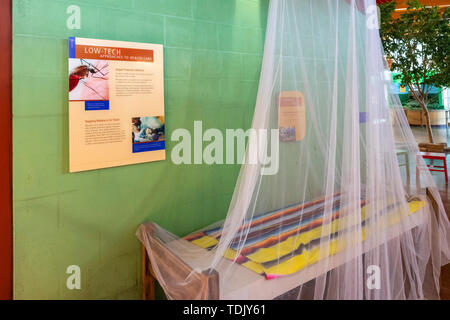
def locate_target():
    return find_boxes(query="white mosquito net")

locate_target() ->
[137,0,450,300]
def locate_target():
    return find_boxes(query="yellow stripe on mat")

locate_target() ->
[191,236,218,248]
[190,201,426,277]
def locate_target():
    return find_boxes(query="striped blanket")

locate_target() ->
[185,194,425,279]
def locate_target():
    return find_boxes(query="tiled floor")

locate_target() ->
[408,126,450,299]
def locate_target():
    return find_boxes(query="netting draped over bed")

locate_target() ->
[138,0,450,300]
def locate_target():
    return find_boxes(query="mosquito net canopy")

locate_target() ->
[138,0,450,300]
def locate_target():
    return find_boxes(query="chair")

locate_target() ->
[416,152,448,185]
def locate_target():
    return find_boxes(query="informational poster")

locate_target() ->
[278,91,306,142]
[68,37,165,172]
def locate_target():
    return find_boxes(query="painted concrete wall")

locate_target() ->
[13,0,268,299]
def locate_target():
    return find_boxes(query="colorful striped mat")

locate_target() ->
[185,195,425,279]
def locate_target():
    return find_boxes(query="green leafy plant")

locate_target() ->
[380,0,450,143]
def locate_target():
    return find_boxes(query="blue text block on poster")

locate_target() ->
[132,141,165,153]
[85,101,110,111]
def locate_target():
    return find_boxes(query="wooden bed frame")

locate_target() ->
[141,188,440,300]
[141,223,219,300]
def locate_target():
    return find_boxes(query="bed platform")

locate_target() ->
[140,188,439,300]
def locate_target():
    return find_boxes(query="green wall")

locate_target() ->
[13,0,268,299]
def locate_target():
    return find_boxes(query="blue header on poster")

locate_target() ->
[359,112,367,123]
[69,37,76,58]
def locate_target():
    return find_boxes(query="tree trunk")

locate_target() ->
[420,102,434,144]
